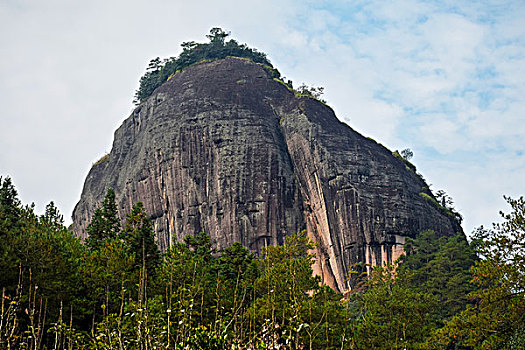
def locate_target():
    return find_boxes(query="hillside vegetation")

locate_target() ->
[1,176,524,349]
[134,28,277,104]
[134,28,326,105]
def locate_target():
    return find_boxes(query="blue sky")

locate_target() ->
[1,0,524,235]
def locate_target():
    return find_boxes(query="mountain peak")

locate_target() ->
[73,43,461,292]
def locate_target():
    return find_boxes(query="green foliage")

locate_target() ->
[503,325,525,350]
[273,77,295,92]
[217,242,257,282]
[393,150,417,172]
[0,179,89,349]
[175,325,230,350]
[80,239,136,314]
[40,201,64,228]
[296,83,327,103]
[2,176,524,350]
[346,231,476,349]
[349,264,438,350]
[431,196,525,349]
[272,78,328,104]
[0,176,24,292]
[134,28,275,104]
[86,188,120,250]
[206,27,229,44]
[121,202,160,274]
[158,233,219,340]
[419,191,438,204]
[250,231,337,349]
[401,230,477,320]
[215,242,258,320]
[259,63,284,81]
[419,191,463,224]
[0,176,23,235]
[133,28,331,108]
[400,148,414,161]
[92,153,109,167]
[254,231,319,311]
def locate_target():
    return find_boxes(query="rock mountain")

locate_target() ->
[73,57,461,292]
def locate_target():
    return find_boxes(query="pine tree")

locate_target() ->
[121,202,160,274]
[0,176,22,236]
[39,201,64,231]
[432,197,525,349]
[349,264,438,350]
[401,230,477,319]
[86,188,120,250]
[0,176,23,295]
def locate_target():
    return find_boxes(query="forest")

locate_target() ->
[0,174,524,349]
[2,28,525,350]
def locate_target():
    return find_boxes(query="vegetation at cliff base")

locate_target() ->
[1,175,524,349]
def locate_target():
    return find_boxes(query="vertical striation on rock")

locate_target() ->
[277,98,460,290]
[73,57,461,292]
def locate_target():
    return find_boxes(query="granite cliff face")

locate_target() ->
[73,57,461,292]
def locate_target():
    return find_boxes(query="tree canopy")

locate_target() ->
[134,27,277,104]
[85,187,120,250]
[1,175,524,349]
[431,196,525,349]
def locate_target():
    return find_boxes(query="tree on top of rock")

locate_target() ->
[206,27,230,44]
[134,28,276,104]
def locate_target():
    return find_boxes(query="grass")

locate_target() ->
[392,151,417,172]
[419,192,456,218]
[92,153,109,167]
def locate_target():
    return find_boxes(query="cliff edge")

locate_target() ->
[73,57,461,291]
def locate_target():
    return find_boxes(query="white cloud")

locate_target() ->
[272,0,525,234]
[1,0,524,235]
[418,116,461,154]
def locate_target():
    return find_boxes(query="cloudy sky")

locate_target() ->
[1,0,523,236]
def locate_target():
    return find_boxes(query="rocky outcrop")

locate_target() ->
[73,57,461,292]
